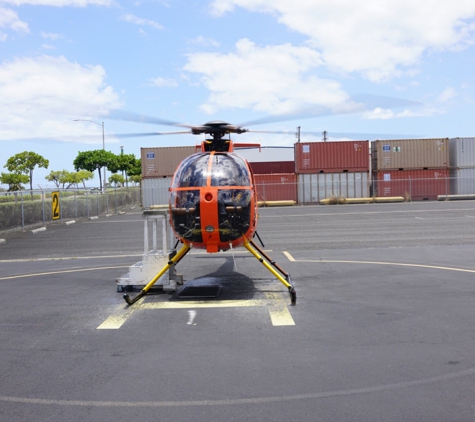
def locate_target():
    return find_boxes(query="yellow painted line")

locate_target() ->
[283,251,295,262]
[97,312,133,330]
[265,292,295,326]
[137,299,264,309]
[268,307,295,326]
[96,299,146,329]
[0,266,129,281]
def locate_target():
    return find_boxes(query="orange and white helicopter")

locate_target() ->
[120,118,296,306]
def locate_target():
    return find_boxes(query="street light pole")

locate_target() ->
[73,119,106,193]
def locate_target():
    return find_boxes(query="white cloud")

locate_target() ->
[1,0,112,6]
[210,0,475,81]
[189,35,220,48]
[184,38,348,114]
[120,14,163,30]
[0,55,121,142]
[0,6,29,34]
[362,87,458,120]
[149,77,178,88]
[41,31,62,40]
[437,87,457,104]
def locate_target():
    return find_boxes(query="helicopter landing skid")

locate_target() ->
[123,243,191,306]
[243,238,296,305]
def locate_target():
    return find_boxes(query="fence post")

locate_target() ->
[86,190,90,219]
[96,191,100,216]
[21,191,25,231]
[409,177,412,202]
[42,189,45,226]
[74,190,77,219]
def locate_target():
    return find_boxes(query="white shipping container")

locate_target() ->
[298,172,369,204]
[449,137,475,168]
[449,168,475,195]
[141,177,172,208]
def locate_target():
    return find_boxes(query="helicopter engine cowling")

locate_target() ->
[169,150,257,253]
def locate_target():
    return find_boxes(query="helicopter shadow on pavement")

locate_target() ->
[175,255,280,301]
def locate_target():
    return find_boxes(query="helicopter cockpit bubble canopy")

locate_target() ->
[171,152,250,188]
[169,151,256,251]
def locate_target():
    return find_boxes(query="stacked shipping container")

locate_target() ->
[295,141,370,203]
[372,139,449,200]
[250,161,297,202]
[449,137,475,195]
[141,146,197,207]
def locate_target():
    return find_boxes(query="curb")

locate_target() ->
[0,239,5,244]
[88,216,99,220]
[30,227,47,234]
[64,220,76,225]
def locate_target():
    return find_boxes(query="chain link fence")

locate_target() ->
[0,187,141,233]
[2,175,475,233]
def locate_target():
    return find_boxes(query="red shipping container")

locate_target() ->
[295,141,369,173]
[374,169,449,201]
[254,174,297,202]
[249,161,295,174]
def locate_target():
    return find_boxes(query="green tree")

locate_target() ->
[108,153,140,187]
[108,173,126,187]
[129,175,142,185]
[127,158,141,177]
[45,170,69,188]
[0,172,30,192]
[73,150,116,191]
[4,151,49,193]
[45,169,94,189]
[74,170,94,189]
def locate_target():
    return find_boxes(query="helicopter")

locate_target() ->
[121,118,297,306]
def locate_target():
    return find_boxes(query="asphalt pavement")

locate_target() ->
[1,201,475,421]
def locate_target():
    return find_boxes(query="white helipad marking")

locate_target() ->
[1,366,475,407]
[282,252,475,274]
[187,310,197,325]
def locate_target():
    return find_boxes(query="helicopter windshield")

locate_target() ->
[172,152,250,188]
[170,151,254,247]
[172,154,209,188]
[210,153,250,187]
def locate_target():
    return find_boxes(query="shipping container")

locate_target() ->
[249,161,295,174]
[449,168,475,195]
[374,169,449,201]
[141,177,172,207]
[449,137,475,168]
[141,146,197,178]
[254,174,297,202]
[372,138,448,171]
[298,172,369,204]
[295,141,369,174]
[236,146,295,162]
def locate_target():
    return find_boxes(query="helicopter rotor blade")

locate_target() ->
[107,110,196,130]
[248,129,419,140]
[237,94,421,128]
[111,131,192,138]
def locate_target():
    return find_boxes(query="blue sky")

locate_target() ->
[1,0,475,188]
